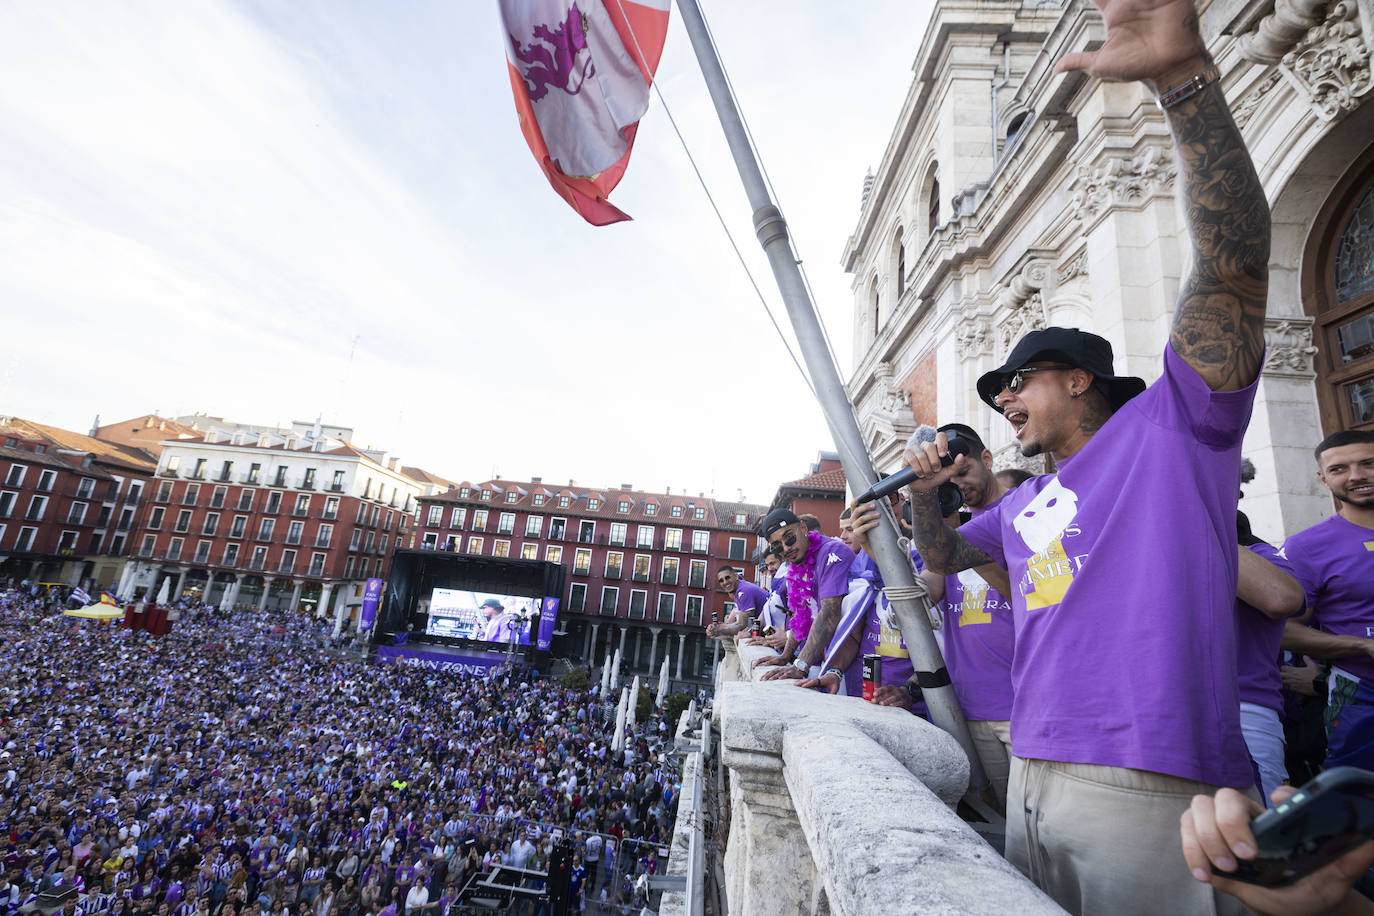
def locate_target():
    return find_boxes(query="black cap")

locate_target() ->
[759,508,800,539]
[975,327,1146,411]
[479,598,504,609]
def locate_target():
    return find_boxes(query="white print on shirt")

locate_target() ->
[1012,479,1085,610]
[955,570,991,627]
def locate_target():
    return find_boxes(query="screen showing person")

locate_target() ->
[424,588,538,645]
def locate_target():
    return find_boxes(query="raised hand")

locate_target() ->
[1056,0,1208,87]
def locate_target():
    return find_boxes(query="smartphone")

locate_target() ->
[1218,767,1374,887]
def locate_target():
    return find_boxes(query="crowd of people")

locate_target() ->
[0,590,679,916]
[705,0,1374,913]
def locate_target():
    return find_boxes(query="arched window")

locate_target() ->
[870,277,881,338]
[893,228,906,299]
[927,172,941,236]
[1307,154,1374,431]
[1005,111,1029,151]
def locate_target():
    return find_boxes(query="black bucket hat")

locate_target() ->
[975,327,1146,412]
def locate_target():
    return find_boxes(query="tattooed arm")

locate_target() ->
[1058,0,1269,391]
[889,436,998,575]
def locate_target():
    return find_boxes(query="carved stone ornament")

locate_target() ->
[1279,1,1373,122]
[1232,70,1285,128]
[1066,146,1177,224]
[875,361,912,417]
[955,317,993,361]
[1262,317,1320,377]
[1239,0,1330,65]
[995,259,1053,358]
[1056,249,1088,283]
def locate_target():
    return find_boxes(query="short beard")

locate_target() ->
[1332,489,1374,508]
[1019,441,1044,458]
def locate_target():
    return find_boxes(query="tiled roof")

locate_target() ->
[780,466,847,493]
[9,418,155,474]
[420,477,767,527]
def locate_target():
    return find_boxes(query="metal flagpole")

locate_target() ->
[673,0,989,795]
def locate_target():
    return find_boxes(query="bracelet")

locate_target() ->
[823,667,844,680]
[1156,63,1221,109]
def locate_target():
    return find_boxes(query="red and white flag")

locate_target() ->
[499,0,670,225]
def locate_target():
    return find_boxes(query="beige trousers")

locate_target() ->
[1006,756,1253,916]
[968,718,1012,809]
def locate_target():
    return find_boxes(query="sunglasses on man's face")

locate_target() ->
[769,529,800,552]
[998,364,1072,397]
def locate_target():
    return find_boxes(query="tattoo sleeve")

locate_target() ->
[1165,80,1270,391]
[908,490,993,574]
[796,595,844,669]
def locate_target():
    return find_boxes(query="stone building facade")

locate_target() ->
[842,0,1374,543]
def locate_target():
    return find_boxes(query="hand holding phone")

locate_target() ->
[1181,768,1374,914]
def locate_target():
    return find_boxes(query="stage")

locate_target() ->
[374,641,517,676]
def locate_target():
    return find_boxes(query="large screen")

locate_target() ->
[425,588,539,645]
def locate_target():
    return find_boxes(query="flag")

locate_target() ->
[499,0,670,225]
[71,587,91,605]
[100,591,120,606]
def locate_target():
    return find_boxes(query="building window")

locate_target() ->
[202,513,219,536]
[686,595,704,626]
[331,470,345,491]
[628,590,647,619]
[194,540,211,563]
[472,509,488,530]
[138,533,155,557]
[230,515,247,538]
[274,466,288,487]
[309,552,326,576]
[588,498,600,510]
[302,468,317,490]
[481,489,492,500]
[670,505,683,518]
[569,582,586,612]
[450,507,467,528]
[279,549,296,573]
[498,512,515,534]
[422,532,438,549]
[645,503,657,516]
[525,515,544,537]
[657,593,675,622]
[183,484,199,505]
[349,529,361,550]
[250,546,268,570]
[579,520,596,543]
[610,522,627,546]
[545,545,563,564]
[550,517,567,540]
[689,559,707,588]
[427,505,443,526]
[661,557,679,585]
[4,465,26,488]
[637,525,654,548]
[67,502,87,525]
[729,537,747,560]
[189,458,206,480]
[174,509,192,533]
[665,528,683,550]
[167,537,183,560]
[468,536,484,554]
[533,493,545,506]
[574,547,591,574]
[600,586,619,615]
[693,507,705,520]
[148,506,164,530]
[605,552,623,578]
[76,478,94,499]
[286,520,304,545]
[0,491,14,519]
[558,495,570,508]
[493,540,510,558]
[218,461,233,482]
[618,500,630,513]
[210,486,226,508]
[248,463,261,485]
[459,486,470,498]
[237,489,253,511]
[294,494,310,516]
[156,480,172,502]
[363,531,375,552]
[25,495,47,522]
[521,543,538,560]
[14,526,37,551]
[324,496,339,519]
[223,543,239,566]
[265,491,282,514]
[633,554,651,582]
[257,518,275,540]
[316,524,333,548]
[505,491,518,503]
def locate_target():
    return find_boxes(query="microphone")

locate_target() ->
[854,425,959,504]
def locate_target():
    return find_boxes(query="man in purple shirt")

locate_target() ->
[479,600,516,644]
[1279,429,1374,768]
[753,509,855,680]
[704,567,770,639]
[900,0,1277,908]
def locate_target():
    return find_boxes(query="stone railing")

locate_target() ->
[702,638,1062,916]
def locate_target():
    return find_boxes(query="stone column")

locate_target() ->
[173,568,188,600]
[632,627,643,672]
[675,631,685,679]
[203,572,216,605]
[333,583,350,636]
[256,579,270,611]
[648,627,661,671]
[588,622,600,666]
[225,576,241,609]
[618,626,628,657]
[288,580,304,612]
[318,582,334,622]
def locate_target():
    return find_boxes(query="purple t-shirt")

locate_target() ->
[1236,543,1302,712]
[823,578,914,696]
[959,344,1256,788]
[788,536,856,642]
[940,565,1015,721]
[733,581,770,618]
[1282,514,1374,682]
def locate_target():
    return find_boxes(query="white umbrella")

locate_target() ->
[656,657,670,708]
[599,650,613,698]
[610,649,621,691]
[611,687,628,752]
[155,577,171,605]
[629,676,641,727]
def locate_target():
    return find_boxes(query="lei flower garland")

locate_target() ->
[785,530,825,643]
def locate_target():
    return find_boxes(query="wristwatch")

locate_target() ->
[904,681,922,703]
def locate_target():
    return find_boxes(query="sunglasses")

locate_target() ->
[769,529,800,551]
[996,365,1072,405]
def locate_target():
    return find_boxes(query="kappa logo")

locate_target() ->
[1013,479,1082,610]
[826,552,844,566]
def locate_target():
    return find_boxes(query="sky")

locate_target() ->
[0,0,931,505]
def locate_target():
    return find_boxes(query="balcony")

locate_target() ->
[277,561,295,574]
[573,564,591,577]
[158,468,179,478]
[604,569,622,580]
[123,493,141,505]
[24,509,45,522]
[173,523,189,534]
[116,520,131,531]
[308,563,326,578]
[242,473,261,485]
[165,548,182,561]
[327,484,344,493]
[322,509,338,520]
[314,537,332,549]
[661,573,679,586]
[209,497,225,509]
[682,645,1059,916]
[215,473,233,482]
[300,481,316,491]
[632,571,650,583]
[292,507,309,517]
[249,559,266,571]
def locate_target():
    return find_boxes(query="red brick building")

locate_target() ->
[0,417,156,588]
[412,479,767,682]
[768,452,848,537]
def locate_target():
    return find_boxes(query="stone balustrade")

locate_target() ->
[691,638,1063,916]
